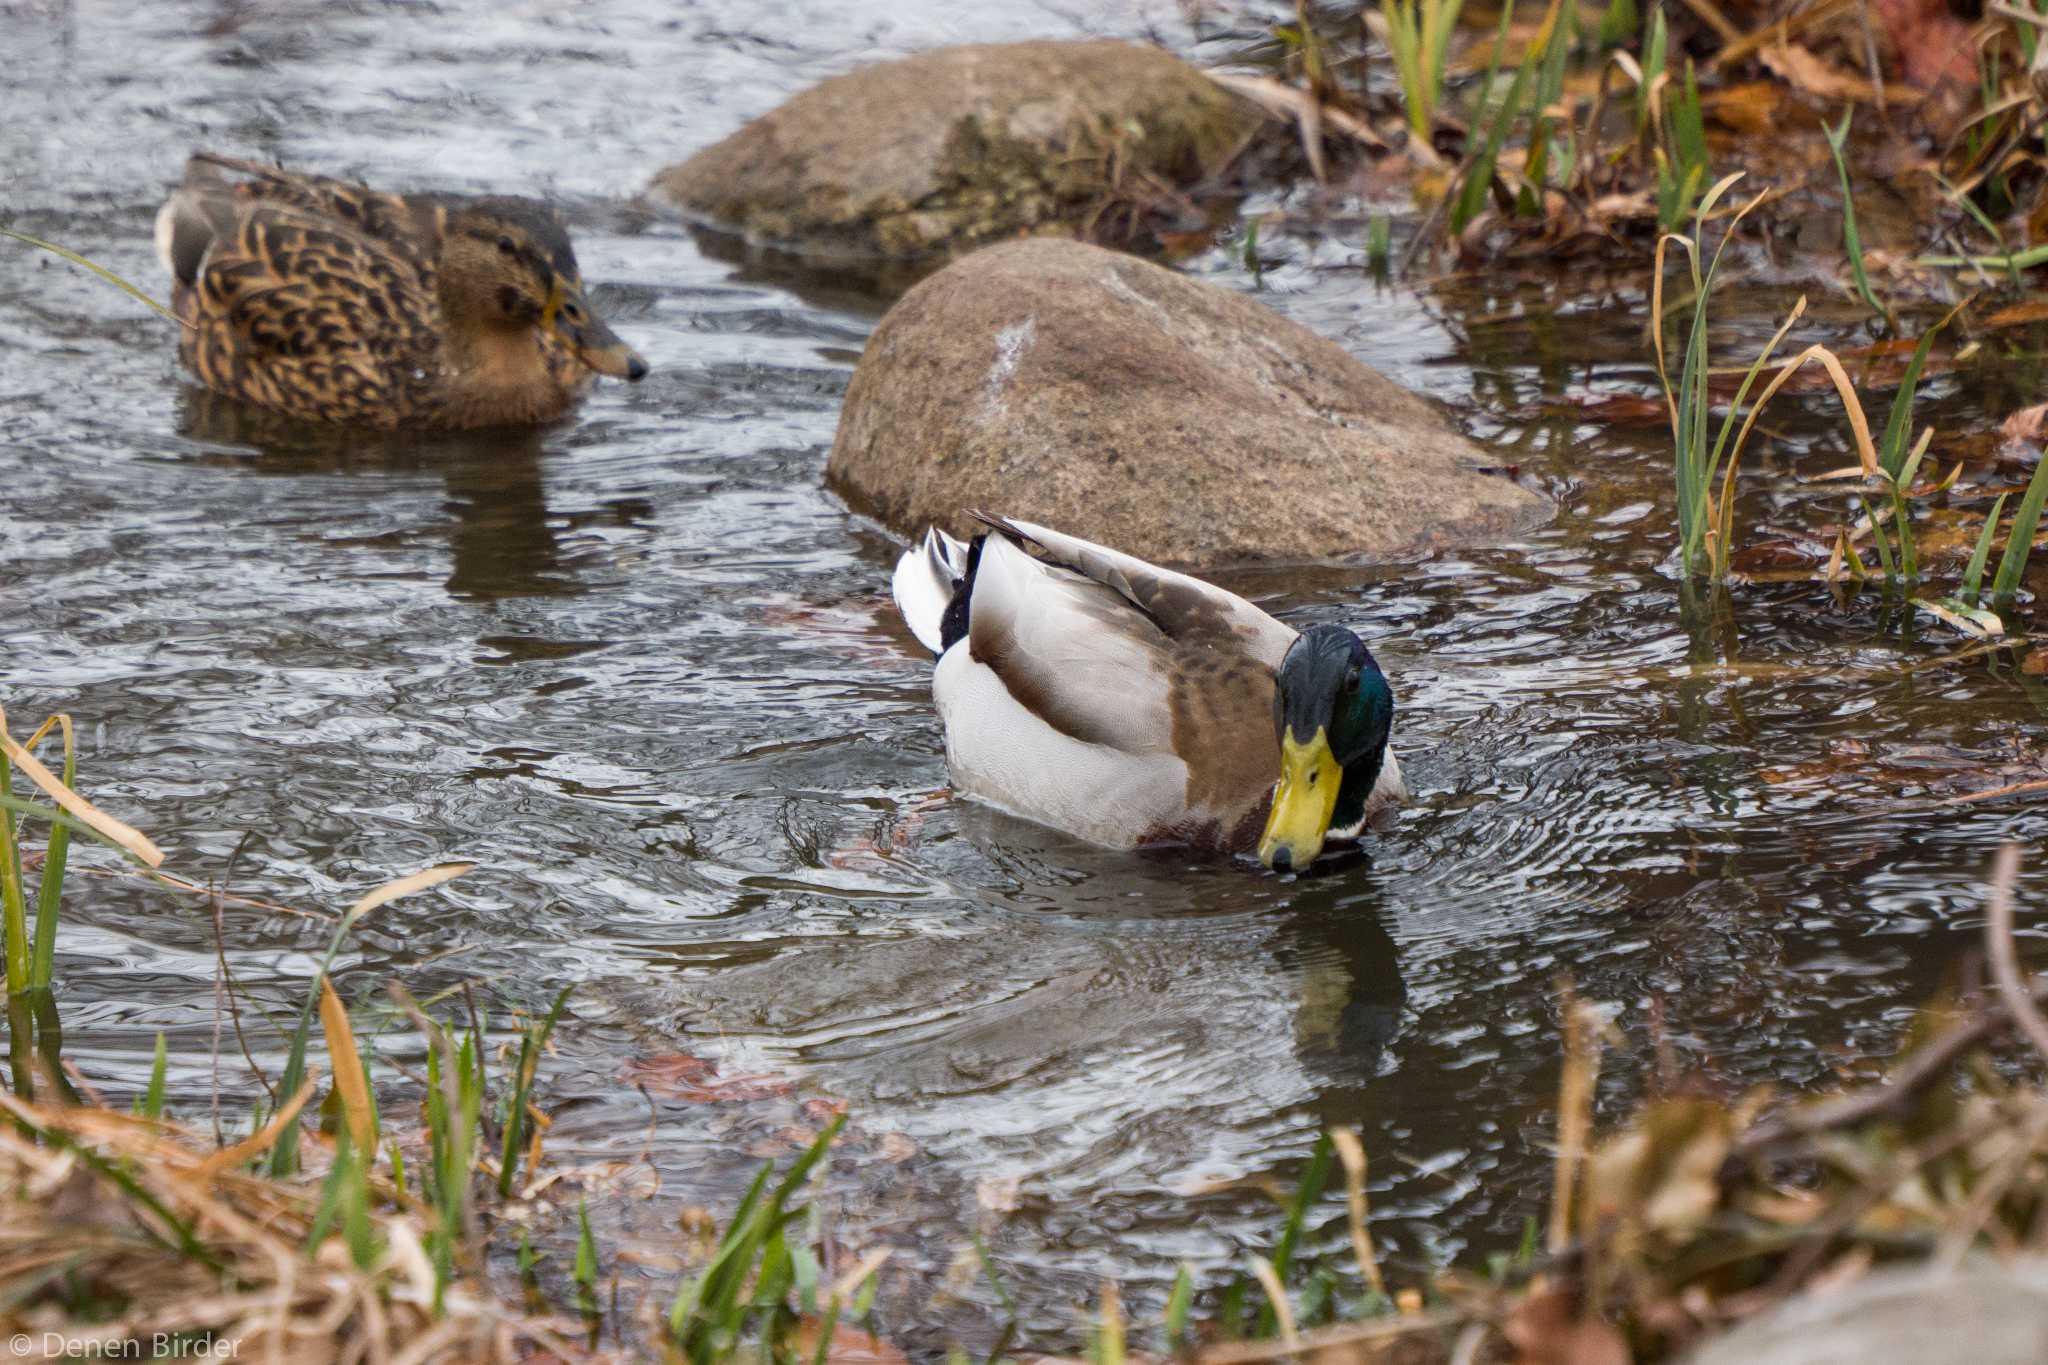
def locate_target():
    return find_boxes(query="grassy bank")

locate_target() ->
[1245,0,2048,283]
[7,711,2048,1362]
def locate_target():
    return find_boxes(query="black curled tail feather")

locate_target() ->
[938,534,985,654]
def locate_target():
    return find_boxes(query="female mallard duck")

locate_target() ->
[892,515,1405,870]
[154,152,646,429]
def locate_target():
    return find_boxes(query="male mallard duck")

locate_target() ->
[154,153,646,429]
[892,515,1405,870]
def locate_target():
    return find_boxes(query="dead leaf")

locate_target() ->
[1805,1244,1876,1296]
[1702,81,1780,135]
[1542,392,1669,425]
[1868,0,1979,89]
[1984,301,2048,330]
[2001,403,2048,447]
[0,712,164,867]
[620,1052,795,1103]
[1914,596,2004,638]
[1730,537,1831,573]
[1760,43,1922,106]
[1504,1285,1631,1365]
[792,1319,909,1365]
[320,977,377,1154]
[976,1175,1022,1213]
[1581,1098,1732,1246]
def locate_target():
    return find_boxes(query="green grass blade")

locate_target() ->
[1672,62,1708,180]
[1917,243,2048,271]
[810,1297,843,1365]
[0,793,154,865]
[1889,483,1919,583]
[1675,273,1715,571]
[1700,303,1802,553]
[1384,0,1423,135]
[1638,7,1668,136]
[669,1164,772,1338]
[1256,1133,1334,1336]
[574,1198,599,1291]
[1598,0,1639,45]
[1824,111,1884,316]
[1425,0,1466,123]
[1964,493,2009,602]
[1878,322,1947,479]
[140,1031,168,1119]
[277,868,472,1177]
[1450,2,1522,233]
[29,723,74,992]
[1539,0,1574,109]
[671,1114,845,1362]
[970,1227,1018,1319]
[1452,53,1536,232]
[1843,534,1871,580]
[0,736,28,996]
[769,1110,846,1206]
[1937,174,2022,287]
[1164,1263,1194,1350]
[1867,500,1898,581]
[269,989,321,1177]
[1217,1276,1249,1342]
[1991,454,2048,598]
[498,984,572,1197]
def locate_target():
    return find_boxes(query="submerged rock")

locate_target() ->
[652,41,1262,270]
[827,238,1547,566]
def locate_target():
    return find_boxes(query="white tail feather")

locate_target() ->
[152,198,181,278]
[892,526,970,655]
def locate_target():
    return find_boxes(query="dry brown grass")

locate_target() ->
[0,1091,618,1364]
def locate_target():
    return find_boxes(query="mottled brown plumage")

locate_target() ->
[155,153,646,429]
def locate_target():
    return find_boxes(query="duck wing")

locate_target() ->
[180,153,440,272]
[157,168,441,424]
[972,514,1297,668]
[923,521,1288,849]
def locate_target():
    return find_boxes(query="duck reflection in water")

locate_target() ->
[923,801,1406,1089]
[176,388,616,601]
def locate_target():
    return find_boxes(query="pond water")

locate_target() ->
[5,0,2048,1352]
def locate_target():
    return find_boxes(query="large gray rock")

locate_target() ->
[827,238,1547,566]
[653,41,1262,267]
[1684,1259,2048,1365]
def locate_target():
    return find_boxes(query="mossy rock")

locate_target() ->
[652,41,1263,269]
[828,238,1549,567]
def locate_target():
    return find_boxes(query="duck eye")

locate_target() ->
[561,300,582,321]
[496,235,517,256]
[1344,666,1362,692]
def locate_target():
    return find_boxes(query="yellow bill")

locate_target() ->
[1257,727,1342,871]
